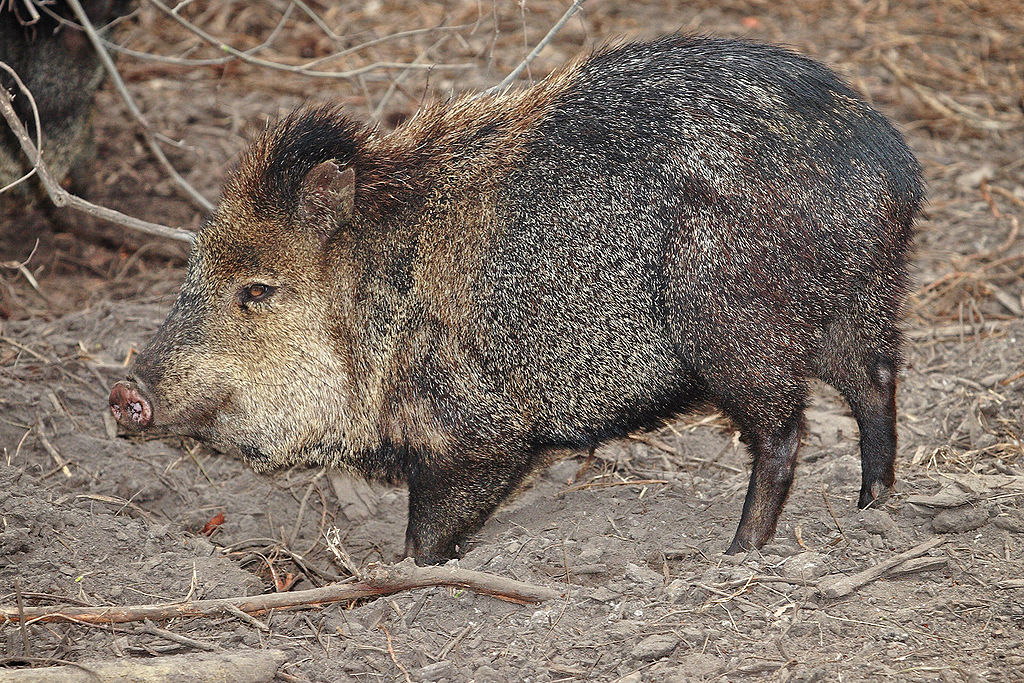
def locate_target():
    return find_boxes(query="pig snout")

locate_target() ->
[109,380,154,430]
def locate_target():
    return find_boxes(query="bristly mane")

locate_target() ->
[224,66,579,226]
[228,104,368,220]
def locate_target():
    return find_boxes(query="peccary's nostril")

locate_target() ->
[109,380,153,429]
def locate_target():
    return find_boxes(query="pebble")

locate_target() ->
[856,508,898,536]
[931,506,991,534]
[780,551,830,580]
[631,633,680,661]
[414,660,453,682]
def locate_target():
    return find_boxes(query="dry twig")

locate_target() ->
[483,0,587,95]
[147,0,473,81]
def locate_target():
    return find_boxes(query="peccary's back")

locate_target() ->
[457,36,923,446]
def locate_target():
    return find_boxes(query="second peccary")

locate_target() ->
[110,36,924,563]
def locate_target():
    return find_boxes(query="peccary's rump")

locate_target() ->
[110,36,924,563]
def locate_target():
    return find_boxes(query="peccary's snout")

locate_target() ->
[109,380,154,430]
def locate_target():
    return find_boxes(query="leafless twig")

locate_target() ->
[0,73,195,243]
[0,60,41,194]
[817,537,946,599]
[147,0,473,80]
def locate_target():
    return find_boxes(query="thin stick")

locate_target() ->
[0,559,561,624]
[381,625,412,683]
[65,0,214,212]
[35,419,71,478]
[879,55,1018,131]
[483,0,587,95]
[372,35,451,120]
[141,619,219,651]
[288,470,325,549]
[817,537,946,599]
[14,578,29,657]
[0,77,194,243]
[821,485,848,547]
[0,61,41,194]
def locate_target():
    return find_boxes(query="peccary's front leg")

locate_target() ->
[404,454,530,565]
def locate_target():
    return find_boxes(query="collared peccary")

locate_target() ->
[1,0,133,200]
[109,35,924,564]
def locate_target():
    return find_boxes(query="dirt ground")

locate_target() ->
[2,0,1023,681]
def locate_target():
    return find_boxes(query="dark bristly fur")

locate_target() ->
[110,35,924,564]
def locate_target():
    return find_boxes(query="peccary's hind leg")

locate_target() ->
[725,404,806,554]
[847,354,898,508]
[404,453,531,565]
[816,321,899,509]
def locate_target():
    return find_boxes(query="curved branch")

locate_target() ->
[483,0,587,96]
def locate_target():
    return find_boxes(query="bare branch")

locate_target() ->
[147,0,474,80]
[0,559,561,625]
[483,0,587,96]
[0,74,195,244]
[65,0,215,213]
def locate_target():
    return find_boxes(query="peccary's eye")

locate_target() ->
[238,283,275,305]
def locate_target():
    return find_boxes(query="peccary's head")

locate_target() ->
[110,106,375,471]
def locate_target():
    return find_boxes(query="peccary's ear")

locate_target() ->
[298,160,356,234]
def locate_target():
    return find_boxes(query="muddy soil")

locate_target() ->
[2,1,1023,681]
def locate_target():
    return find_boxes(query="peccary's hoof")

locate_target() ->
[109,380,153,429]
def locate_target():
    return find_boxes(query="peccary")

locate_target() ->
[1,1,133,200]
[109,36,924,564]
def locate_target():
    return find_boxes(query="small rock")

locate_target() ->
[414,660,453,682]
[932,506,991,534]
[760,542,800,557]
[780,552,829,580]
[664,578,689,603]
[631,633,680,661]
[624,562,663,586]
[589,586,620,603]
[907,487,978,510]
[473,664,503,682]
[857,508,898,536]
[675,653,722,677]
[993,511,1024,533]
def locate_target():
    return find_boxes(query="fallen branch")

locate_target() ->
[0,559,561,625]
[0,72,194,244]
[817,537,946,599]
